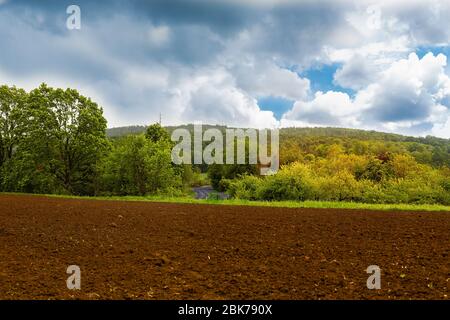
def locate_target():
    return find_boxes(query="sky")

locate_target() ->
[0,0,450,138]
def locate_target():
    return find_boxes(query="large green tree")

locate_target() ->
[17,84,108,195]
[0,85,27,168]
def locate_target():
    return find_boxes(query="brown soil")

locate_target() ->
[0,194,449,300]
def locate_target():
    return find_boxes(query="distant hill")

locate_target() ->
[106,124,449,167]
[107,124,449,145]
[107,124,229,138]
[280,127,450,146]
[106,125,148,137]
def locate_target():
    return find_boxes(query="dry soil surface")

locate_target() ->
[0,194,449,300]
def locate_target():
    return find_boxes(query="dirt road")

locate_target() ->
[192,186,228,199]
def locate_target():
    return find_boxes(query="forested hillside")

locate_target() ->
[108,125,450,168]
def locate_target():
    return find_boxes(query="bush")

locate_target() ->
[222,155,450,205]
[316,170,364,201]
[227,175,261,200]
[258,163,316,201]
[99,135,182,196]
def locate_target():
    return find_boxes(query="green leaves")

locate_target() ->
[100,134,182,196]
[145,123,170,143]
[0,83,108,195]
[226,153,449,205]
[0,85,27,166]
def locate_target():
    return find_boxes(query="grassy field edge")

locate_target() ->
[1,192,449,212]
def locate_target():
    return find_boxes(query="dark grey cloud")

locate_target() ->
[130,0,257,37]
[369,93,432,122]
[0,0,354,67]
[2,0,255,37]
[333,55,377,90]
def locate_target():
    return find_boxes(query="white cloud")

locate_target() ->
[345,0,450,47]
[147,25,171,47]
[376,0,450,46]
[230,60,310,101]
[359,53,448,123]
[173,68,278,129]
[431,116,450,138]
[283,52,450,138]
[282,90,358,127]
[326,0,450,97]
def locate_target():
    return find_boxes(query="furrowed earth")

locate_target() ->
[0,194,449,300]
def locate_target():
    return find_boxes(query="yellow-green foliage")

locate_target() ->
[228,152,449,205]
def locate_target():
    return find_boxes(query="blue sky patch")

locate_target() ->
[258,96,294,119]
[300,64,355,97]
[415,46,450,59]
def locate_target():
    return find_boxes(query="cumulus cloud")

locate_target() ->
[231,60,310,101]
[0,0,449,137]
[327,0,450,96]
[283,52,450,138]
[172,68,278,128]
[360,53,448,122]
[283,91,357,127]
[377,0,450,46]
[333,55,378,90]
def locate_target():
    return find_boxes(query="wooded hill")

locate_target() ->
[107,125,450,168]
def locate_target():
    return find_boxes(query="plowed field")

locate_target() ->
[0,195,448,299]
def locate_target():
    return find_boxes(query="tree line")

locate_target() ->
[0,84,187,196]
[1,84,449,204]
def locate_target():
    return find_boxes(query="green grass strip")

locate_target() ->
[1,192,449,212]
